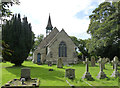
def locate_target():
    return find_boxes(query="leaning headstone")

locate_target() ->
[57,58,63,68]
[111,56,120,77]
[97,58,107,79]
[91,56,95,67]
[21,68,31,80]
[65,69,75,79]
[82,58,93,80]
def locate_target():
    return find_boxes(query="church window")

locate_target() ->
[59,41,67,57]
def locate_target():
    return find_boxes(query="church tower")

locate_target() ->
[46,14,53,35]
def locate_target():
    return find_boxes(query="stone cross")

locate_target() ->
[82,58,93,80]
[91,56,95,67]
[111,56,120,77]
[98,58,106,69]
[111,56,119,69]
[97,58,107,79]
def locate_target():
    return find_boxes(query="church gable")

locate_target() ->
[48,29,76,48]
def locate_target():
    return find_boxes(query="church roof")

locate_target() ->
[37,27,59,49]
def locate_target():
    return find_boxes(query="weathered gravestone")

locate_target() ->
[57,58,63,68]
[111,56,119,69]
[82,58,93,80]
[91,56,96,67]
[97,58,107,79]
[98,58,106,69]
[21,68,31,80]
[65,69,75,79]
[111,56,120,77]
[106,58,110,63]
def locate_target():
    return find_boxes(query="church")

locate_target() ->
[33,15,78,64]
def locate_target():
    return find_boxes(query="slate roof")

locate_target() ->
[37,27,59,49]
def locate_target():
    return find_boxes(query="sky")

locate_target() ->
[10,0,105,39]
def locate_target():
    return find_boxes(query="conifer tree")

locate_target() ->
[2,14,34,66]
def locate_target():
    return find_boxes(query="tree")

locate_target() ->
[70,36,90,59]
[32,34,44,52]
[1,0,20,18]
[2,14,34,66]
[87,1,120,60]
[78,39,90,58]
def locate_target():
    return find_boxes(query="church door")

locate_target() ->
[37,53,41,63]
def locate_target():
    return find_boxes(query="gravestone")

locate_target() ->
[98,58,106,69]
[111,56,120,77]
[97,58,107,79]
[106,58,110,63]
[111,56,119,69]
[91,56,95,67]
[65,69,75,79]
[21,68,31,80]
[82,58,93,80]
[57,58,63,68]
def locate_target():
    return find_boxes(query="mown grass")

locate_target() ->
[0,61,120,87]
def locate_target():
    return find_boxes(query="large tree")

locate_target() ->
[2,14,34,66]
[87,2,120,60]
[70,36,90,59]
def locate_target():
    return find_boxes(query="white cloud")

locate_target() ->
[10,0,105,39]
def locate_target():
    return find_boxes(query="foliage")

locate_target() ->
[1,0,20,18]
[70,36,90,58]
[2,14,34,66]
[78,39,90,58]
[32,34,44,52]
[87,1,120,60]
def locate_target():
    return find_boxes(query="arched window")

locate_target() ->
[59,41,67,57]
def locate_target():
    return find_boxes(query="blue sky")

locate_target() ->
[10,0,104,39]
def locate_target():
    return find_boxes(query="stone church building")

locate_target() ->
[33,15,78,64]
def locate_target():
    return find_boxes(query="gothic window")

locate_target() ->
[59,41,67,57]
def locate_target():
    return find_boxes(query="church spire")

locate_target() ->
[46,14,53,35]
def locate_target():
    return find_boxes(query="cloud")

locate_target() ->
[10,0,105,39]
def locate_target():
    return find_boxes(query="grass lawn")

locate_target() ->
[0,61,120,87]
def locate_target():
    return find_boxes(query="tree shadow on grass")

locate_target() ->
[5,65,65,82]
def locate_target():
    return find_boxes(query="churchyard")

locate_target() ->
[1,57,120,87]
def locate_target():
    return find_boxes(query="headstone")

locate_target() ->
[111,56,120,77]
[98,58,106,69]
[57,58,63,68]
[82,58,93,80]
[21,68,31,80]
[106,58,110,63]
[65,69,75,79]
[97,58,107,79]
[91,56,95,67]
[111,56,119,69]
